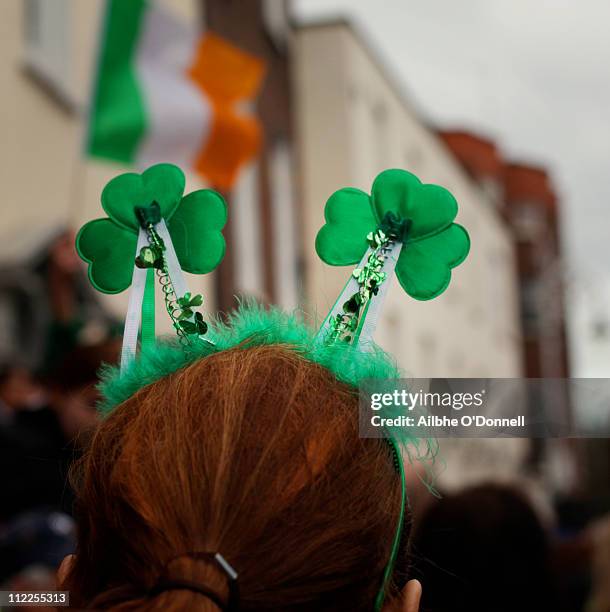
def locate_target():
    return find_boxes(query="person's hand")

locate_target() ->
[384,579,422,612]
[55,387,99,441]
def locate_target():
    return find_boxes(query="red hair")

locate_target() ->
[63,345,407,610]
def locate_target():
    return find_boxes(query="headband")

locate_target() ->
[76,163,469,610]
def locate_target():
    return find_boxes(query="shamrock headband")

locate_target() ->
[76,164,469,610]
[312,169,468,607]
[76,164,226,369]
[315,168,470,346]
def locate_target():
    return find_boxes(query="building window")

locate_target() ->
[418,331,437,376]
[521,278,540,337]
[379,309,402,360]
[512,202,546,241]
[262,0,289,49]
[404,146,422,172]
[480,176,503,206]
[233,161,265,299]
[487,248,507,325]
[270,140,300,309]
[372,101,388,172]
[349,86,375,186]
[23,0,74,107]
[447,348,464,373]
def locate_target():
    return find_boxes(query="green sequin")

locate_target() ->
[135,245,164,269]
[176,292,205,320]
[328,227,393,343]
[178,312,208,336]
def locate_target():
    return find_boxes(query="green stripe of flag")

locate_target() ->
[87,0,148,163]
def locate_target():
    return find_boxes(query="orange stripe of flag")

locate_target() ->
[188,33,265,189]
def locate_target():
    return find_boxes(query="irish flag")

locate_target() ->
[87,0,265,190]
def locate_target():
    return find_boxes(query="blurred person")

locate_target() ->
[0,229,119,374]
[411,483,557,612]
[0,510,76,585]
[550,496,596,612]
[0,364,58,521]
[42,229,99,370]
[0,364,47,422]
[58,341,423,611]
[586,515,610,612]
[5,565,59,612]
[41,337,121,441]
[0,339,119,521]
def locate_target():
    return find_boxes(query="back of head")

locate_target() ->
[412,482,554,612]
[63,345,405,610]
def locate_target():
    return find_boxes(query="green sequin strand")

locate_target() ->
[135,202,209,346]
[327,228,393,344]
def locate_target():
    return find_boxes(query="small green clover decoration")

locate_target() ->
[177,312,208,336]
[135,245,164,270]
[176,292,204,320]
[76,163,227,295]
[316,169,470,301]
[76,164,227,354]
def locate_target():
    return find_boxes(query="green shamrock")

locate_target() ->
[315,169,470,300]
[176,292,204,319]
[76,163,227,294]
[178,312,208,336]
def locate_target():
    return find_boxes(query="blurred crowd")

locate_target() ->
[0,233,609,612]
[0,230,120,599]
[409,483,610,612]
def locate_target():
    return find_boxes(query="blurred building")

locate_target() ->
[441,129,571,383]
[441,132,571,378]
[202,0,300,311]
[294,22,522,378]
[1,2,523,377]
[439,132,505,206]
[0,0,127,368]
[504,165,570,377]
[441,131,578,493]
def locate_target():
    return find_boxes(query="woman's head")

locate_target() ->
[62,344,414,610]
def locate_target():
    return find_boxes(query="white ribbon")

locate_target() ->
[358,241,402,346]
[120,228,150,371]
[157,219,214,344]
[120,220,209,371]
[315,241,403,348]
[315,247,372,345]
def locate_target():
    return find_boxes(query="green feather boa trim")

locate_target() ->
[98,301,401,414]
[98,302,438,487]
